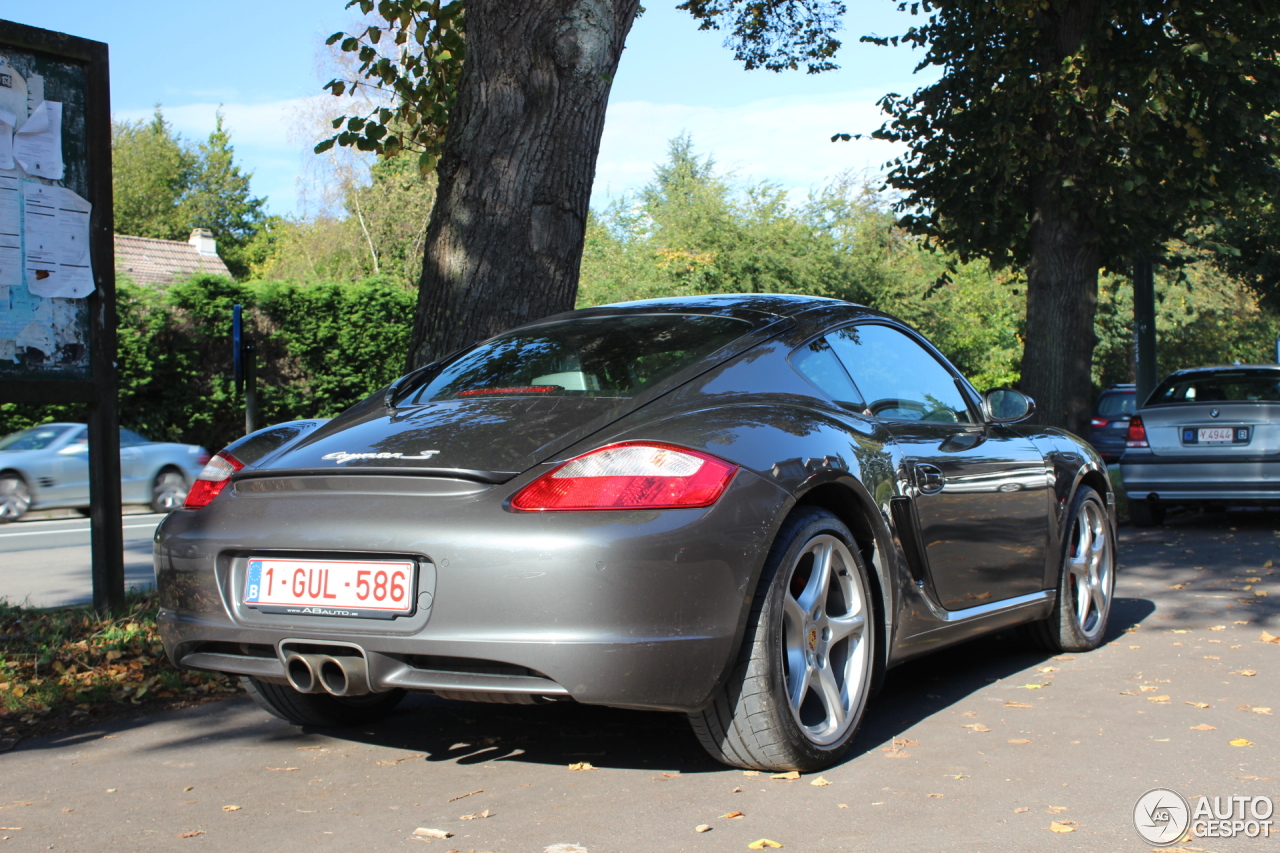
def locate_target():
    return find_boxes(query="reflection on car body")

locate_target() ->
[155,294,1117,771]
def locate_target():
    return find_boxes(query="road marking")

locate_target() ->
[0,522,162,539]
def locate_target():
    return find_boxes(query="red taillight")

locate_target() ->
[510,442,738,512]
[1126,415,1149,447]
[182,451,244,509]
[1090,417,1109,428]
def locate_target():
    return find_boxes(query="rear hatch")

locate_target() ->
[1138,368,1280,457]
[244,309,788,481]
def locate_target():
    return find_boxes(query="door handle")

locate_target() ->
[916,463,945,495]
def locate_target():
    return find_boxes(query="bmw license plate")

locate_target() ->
[244,557,415,618]
[1182,427,1249,445]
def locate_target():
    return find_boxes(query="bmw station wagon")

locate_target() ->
[156,294,1116,771]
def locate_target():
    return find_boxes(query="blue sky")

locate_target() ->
[8,1,932,217]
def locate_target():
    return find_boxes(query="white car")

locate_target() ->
[0,423,209,521]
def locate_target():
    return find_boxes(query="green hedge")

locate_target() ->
[0,275,415,453]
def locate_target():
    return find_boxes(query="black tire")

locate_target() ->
[150,468,189,513]
[1023,486,1116,653]
[1128,498,1164,527]
[689,507,877,771]
[0,474,31,523]
[241,676,406,727]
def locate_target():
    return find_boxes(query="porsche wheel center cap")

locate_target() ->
[807,628,818,651]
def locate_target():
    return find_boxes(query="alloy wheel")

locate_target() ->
[0,476,32,523]
[779,534,871,746]
[1066,498,1113,638]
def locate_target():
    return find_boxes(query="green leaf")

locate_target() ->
[313,138,336,154]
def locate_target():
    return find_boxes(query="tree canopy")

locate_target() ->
[111,109,268,278]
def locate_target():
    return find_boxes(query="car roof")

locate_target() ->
[556,293,854,323]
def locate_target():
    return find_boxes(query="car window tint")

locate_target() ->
[791,338,865,410]
[120,428,149,447]
[1150,371,1280,405]
[406,314,752,404]
[1097,393,1135,417]
[827,324,974,424]
[0,425,72,451]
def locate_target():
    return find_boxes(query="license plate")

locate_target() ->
[1199,427,1235,443]
[245,558,415,618]
[1184,426,1247,445]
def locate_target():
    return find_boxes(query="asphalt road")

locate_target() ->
[0,514,164,608]
[2,510,1277,852]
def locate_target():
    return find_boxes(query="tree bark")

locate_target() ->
[1020,174,1101,436]
[1019,0,1101,437]
[406,0,641,369]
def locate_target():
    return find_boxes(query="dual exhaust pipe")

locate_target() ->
[285,652,371,697]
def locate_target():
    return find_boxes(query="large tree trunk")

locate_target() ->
[1019,0,1101,436]
[406,0,641,369]
[1020,174,1101,436]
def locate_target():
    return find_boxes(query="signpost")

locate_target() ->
[231,303,258,434]
[0,21,121,614]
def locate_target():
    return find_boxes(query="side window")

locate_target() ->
[791,338,865,410]
[119,428,148,447]
[827,324,974,424]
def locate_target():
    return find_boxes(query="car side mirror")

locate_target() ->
[983,388,1035,423]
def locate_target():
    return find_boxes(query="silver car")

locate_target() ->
[1120,365,1280,526]
[0,423,209,522]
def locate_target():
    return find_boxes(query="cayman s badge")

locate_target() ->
[322,450,440,464]
[1210,408,1220,418]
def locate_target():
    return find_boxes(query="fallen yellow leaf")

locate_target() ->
[1008,738,1032,744]
[1229,738,1254,747]
[747,840,783,849]
[1129,645,1141,649]
[721,811,745,819]
[743,770,761,778]
[1172,629,1188,634]
[568,761,595,771]
[1264,560,1274,568]
[1005,701,1034,708]
[1048,822,1075,833]
[962,723,991,732]
[1015,807,1029,813]
[412,828,452,839]
[1037,666,1058,673]
[1022,683,1047,689]
[1231,670,1258,677]
[1190,724,1217,731]
[1210,625,1226,631]
[695,824,712,833]
[1048,806,1068,814]
[770,771,801,780]
[810,777,831,787]
[458,809,490,821]
[1185,701,1210,709]
[1147,695,1171,703]
[1260,631,1280,644]
[1251,707,1273,715]
[927,793,944,798]
[1139,686,1159,692]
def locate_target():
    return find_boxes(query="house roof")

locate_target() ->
[114,232,231,285]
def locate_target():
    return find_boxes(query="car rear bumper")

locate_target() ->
[154,469,788,713]
[1120,451,1280,502]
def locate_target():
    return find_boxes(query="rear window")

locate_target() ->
[1149,371,1280,405]
[405,314,751,404]
[1096,392,1135,417]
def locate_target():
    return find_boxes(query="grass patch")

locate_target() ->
[0,591,241,745]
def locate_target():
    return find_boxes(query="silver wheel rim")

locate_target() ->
[780,533,871,747]
[1067,499,1112,639]
[153,471,188,511]
[0,477,31,522]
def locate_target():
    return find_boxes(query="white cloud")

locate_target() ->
[592,92,905,206]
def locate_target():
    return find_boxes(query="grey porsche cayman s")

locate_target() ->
[156,294,1117,771]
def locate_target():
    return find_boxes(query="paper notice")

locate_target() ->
[0,171,17,289]
[15,320,54,356]
[13,100,63,180]
[0,108,14,170]
[23,182,94,298]
[0,337,15,362]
